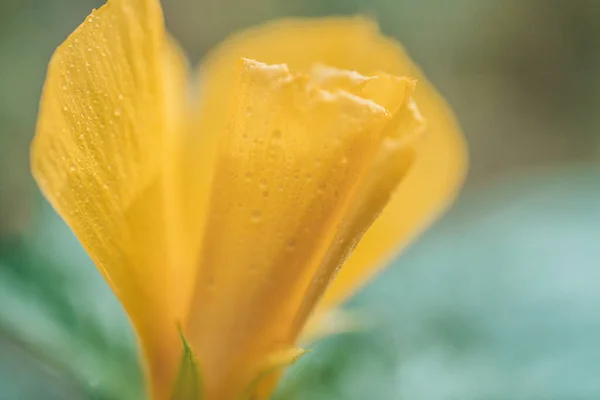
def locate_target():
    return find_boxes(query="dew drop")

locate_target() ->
[114,107,122,117]
[205,281,216,293]
[286,239,296,251]
[250,209,262,223]
[118,93,124,100]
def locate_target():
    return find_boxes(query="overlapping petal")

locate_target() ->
[194,17,468,316]
[185,59,423,399]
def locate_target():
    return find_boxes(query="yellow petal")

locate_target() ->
[30,0,190,397]
[196,16,467,315]
[186,59,401,400]
[293,76,425,336]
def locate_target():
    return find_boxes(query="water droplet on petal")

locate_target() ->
[250,209,262,223]
[259,178,268,190]
[286,239,296,251]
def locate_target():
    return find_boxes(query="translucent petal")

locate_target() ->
[30,0,190,396]
[186,59,398,399]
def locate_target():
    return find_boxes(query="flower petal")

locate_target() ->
[195,16,468,314]
[30,0,190,396]
[186,59,396,399]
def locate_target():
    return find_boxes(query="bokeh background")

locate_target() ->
[2,0,600,399]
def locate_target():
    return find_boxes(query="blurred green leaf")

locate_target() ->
[172,329,203,400]
[0,330,89,400]
[0,204,144,400]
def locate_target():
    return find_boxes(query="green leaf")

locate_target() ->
[240,348,309,400]
[171,328,203,400]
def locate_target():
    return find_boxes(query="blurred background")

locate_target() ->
[1,0,600,399]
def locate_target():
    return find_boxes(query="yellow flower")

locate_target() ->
[30,0,467,399]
